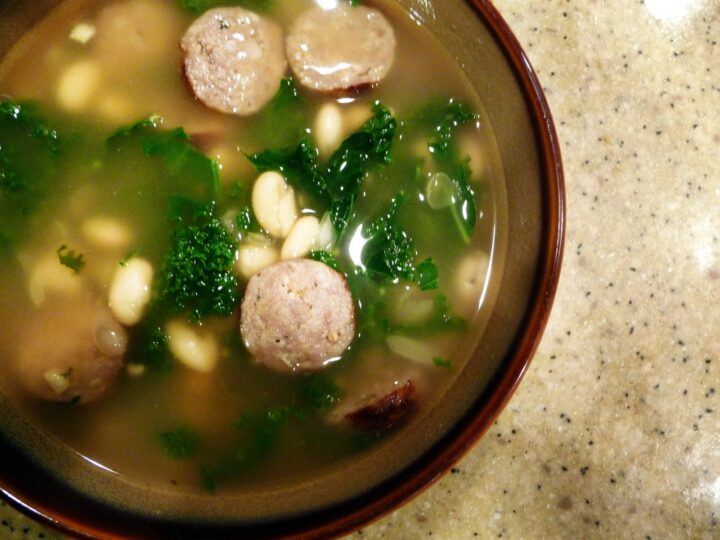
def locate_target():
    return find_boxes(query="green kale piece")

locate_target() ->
[415,257,439,291]
[415,99,477,156]
[255,78,306,148]
[303,374,343,411]
[108,116,220,202]
[248,102,397,238]
[200,406,302,493]
[0,100,60,153]
[107,115,162,141]
[159,427,201,460]
[226,182,260,233]
[0,100,61,257]
[325,102,396,199]
[433,357,453,369]
[393,294,466,336]
[56,245,85,274]
[248,139,327,200]
[412,98,479,243]
[127,322,174,376]
[309,250,340,271]
[161,205,239,321]
[177,0,275,14]
[360,192,439,288]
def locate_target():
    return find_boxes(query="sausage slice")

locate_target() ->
[14,297,128,404]
[181,8,287,115]
[286,4,396,92]
[240,259,355,373]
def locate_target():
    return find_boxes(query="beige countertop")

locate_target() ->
[2,0,719,538]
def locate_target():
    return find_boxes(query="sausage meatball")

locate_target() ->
[240,259,355,374]
[286,4,396,92]
[181,7,287,115]
[14,296,128,404]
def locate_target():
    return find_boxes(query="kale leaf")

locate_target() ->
[56,245,85,274]
[159,427,201,460]
[248,102,397,238]
[161,205,239,321]
[255,78,306,148]
[200,406,302,492]
[412,98,479,243]
[433,357,453,369]
[415,257,439,291]
[248,139,327,200]
[0,100,61,257]
[126,322,174,376]
[303,374,343,411]
[360,192,439,289]
[177,0,275,14]
[108,116,221,202]
[309,250,340,271]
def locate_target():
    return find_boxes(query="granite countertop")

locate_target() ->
[2,0,719,538]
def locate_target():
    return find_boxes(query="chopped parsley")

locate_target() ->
[56,245,85,274]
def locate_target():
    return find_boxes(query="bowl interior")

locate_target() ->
[0,0,560,537]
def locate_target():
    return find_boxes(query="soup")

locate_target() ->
[0,0,506,495]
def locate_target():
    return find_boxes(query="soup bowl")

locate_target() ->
[0,0,564,537]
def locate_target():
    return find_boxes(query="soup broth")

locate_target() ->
[0,0,506,493]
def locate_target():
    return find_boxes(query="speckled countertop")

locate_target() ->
[2,0,720,538]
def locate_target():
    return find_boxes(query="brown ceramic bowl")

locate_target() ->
[0,0,564,538]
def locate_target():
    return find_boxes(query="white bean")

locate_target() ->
[166,320,218,373]
[236,243,279,278]
[108,258,153,326]
[69,23,96,44]
[281,216,320,260]
[315,102,343,156]
[44,368,71,395]
[313,212,336,251]
[390,285,435,327]
[56,60,100,112]
[82,217,132,249]
[455,250,489,312]
[387,335,441,366]
[459,133,485,181]
[252,171,298,239]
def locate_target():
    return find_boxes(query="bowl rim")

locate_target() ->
[0,0,565,538]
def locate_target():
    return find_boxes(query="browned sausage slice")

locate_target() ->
[181,8,287,115]
[240,259,356,373]
[286,4,396,92]
[345,380,416,431]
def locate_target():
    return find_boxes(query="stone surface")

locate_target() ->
[3,0,720,538]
